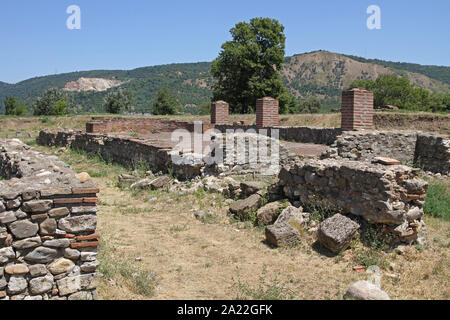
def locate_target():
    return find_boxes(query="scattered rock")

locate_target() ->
[76,172,91,183]
[256,201,284,226]
[240,181,264,197]
[344,280,390,300]
[265,223,300,247]
[229,194,263,220]
[317,214,360,254]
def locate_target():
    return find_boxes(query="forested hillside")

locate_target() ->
[1,51,449,114]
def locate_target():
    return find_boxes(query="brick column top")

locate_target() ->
[211,100,229,125]
[341,88,374,131]
[256,97,279,129]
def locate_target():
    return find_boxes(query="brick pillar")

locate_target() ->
[210,100,229,125]
[256,97,279,129]
[341,88,374,130]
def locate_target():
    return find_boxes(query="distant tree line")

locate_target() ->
[350,74,450,112]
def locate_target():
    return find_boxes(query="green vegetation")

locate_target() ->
[298,96,321,114]
[197,101,211,115]
[423,180,450,220]
[98,239,157,297]
[350,74,450,112]
[103,89,134,114]
[233,266,296,300]
[3,96,27,115]
[151,87,180,115]
[32,88,68,116]
[1,50,449,115]
[211,17,298,114]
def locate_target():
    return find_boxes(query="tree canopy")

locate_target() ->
[211,17,298,114]
[299,96,321,114]
[152,87,180,115]
[350,74,450,112]
[103,89,134,114]
[32,88,68,116]
[4,96,27,116]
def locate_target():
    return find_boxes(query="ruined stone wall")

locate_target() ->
[325,130,450,174]
[276,159,428,245]
[332,130,418,163]
[86,117,214,134]
[37,130,297,179]
[0,139,99,300]
[414,133,450,175]
[215,125,342,146]
[217,132,293,176]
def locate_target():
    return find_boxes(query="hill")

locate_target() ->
[1,51,449,114]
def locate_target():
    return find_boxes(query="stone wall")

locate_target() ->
[0,139,99,300]
[324,130,450,174]
[275,159,428,245]
[414,133,450,175]
[86,117,214,134]
[331,130,418,163]
[37,130,295,179]
[215,125,342,146]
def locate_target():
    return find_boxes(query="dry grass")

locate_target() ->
[1,116,449,300]
[1,112,448,140]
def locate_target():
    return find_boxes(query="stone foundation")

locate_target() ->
[324,130,450,174]
[275,159,428,245]
[0,139,99,300]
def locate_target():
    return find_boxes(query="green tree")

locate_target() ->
[299,96,321,113]
[104,89,134,114]
[33,88,68,116]
[14,102,27,116]
[152,87,180,115]
[53,99,68,116]
[349,74,436,111]
[4,97,19,115]
[198,101,211,115]
[211,17,297,114]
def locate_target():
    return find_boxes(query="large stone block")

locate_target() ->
[317,214,360,253]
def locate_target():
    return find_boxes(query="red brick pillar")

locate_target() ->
[210,100,229,125]
[256,97,279,129]
[341,88,374,130]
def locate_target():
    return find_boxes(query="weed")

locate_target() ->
[423,180,450,220]
[232,266,296,300]
[170,225,188,232]
[98,239,157,297]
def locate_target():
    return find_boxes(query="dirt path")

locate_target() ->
[93,176,449,300]
[95,180,357,300]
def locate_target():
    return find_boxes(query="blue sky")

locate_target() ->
[0,0,449,83]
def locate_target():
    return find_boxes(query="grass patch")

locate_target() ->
[424,180,450,220]
[98,239,157,297]
[232,266,296,300]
